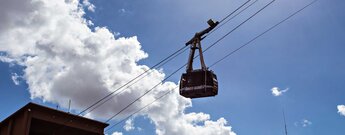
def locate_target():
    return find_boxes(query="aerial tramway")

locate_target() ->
[179,19,219,98]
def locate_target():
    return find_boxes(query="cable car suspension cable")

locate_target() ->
[84,46,189,115]
[220,0,251,23]
[207,0,258,37]
[78,0,253,116]
[51,0,275,133]
[203,0,276,53]
[209,0,319,68]
[78,0,254,116]
[104,0,318,132]
[104,0,276,123]
[78,45,188,115]
[105,87,176,132]
[105,64,186,123]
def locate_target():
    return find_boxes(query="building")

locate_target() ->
[0,102,108,135]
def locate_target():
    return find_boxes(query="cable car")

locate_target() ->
[180,19,219,98]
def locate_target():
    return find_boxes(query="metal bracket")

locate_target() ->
[185,19,219,72]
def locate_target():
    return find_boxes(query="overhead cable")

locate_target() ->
[78,45,188,115]
[209,0,319,68]
[104,0,276,123]
[219,0,252,23]
[207,0,259,36]
[51,0,268,133]
[104,0,318,132]
[203,0,276,53]
[80,0,254,116]
[84,46,189,115]
[105,87,175,132]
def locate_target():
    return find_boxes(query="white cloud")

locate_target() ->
[146,112,236,135]
[111,132,123,135]
[295,119,312,127]
[124,118,135,131]
[0,0,236,135]
[118,8,133,16]
[301,119,312,127]
[271,87,289,97]
[82,0,95,12]
[338,105,345,116]
[11,73,21,85]
[137,127,143,131]
[0,56,15,64]
[119,8,126,13]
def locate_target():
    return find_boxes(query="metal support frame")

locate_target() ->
[185,19,219,72]
[186,38,207,72]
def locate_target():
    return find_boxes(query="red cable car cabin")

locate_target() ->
[180,69,218,98]
[179,19,219,99]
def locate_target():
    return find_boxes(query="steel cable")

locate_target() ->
[209,0,319,68]
[104,0,276,123]
[80,0,255,116]
[104,0,318,132]
[207,0,259,37]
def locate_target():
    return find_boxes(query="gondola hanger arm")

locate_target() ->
[185,19,219,46]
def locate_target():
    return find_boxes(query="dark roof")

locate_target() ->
[0,102,108,128]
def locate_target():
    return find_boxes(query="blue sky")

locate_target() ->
[1,0,345,135]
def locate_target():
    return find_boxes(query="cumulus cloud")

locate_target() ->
[82,0,95,12]
[294,119,312,127]
[137,127,143,131]
[118,8,132,16]
[0,0,235,135]
[119,8,126,13]
[147,112,236,135]
[111,132,123,135]
[338,105,345,116]
[11,73,21,85]
[271,87,289,97]
[124,118,135,131]
[301,119,312,127]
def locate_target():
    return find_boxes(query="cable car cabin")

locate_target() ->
[180,69,218,98]
[179,19,219,99]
